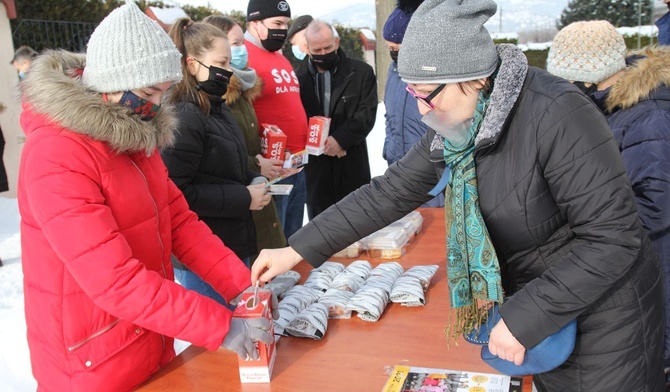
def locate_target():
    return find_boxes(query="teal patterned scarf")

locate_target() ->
[442,93,503,341]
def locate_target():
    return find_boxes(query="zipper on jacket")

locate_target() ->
[67,319,121,352]
[131,160,167,351]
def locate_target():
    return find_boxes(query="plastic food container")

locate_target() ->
[397,211,424,235]
[365,230,410,260]
[332,241,365,258]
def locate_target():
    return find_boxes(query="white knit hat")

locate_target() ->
[83,2,182,93]
[547,20,627,84]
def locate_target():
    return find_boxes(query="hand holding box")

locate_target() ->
[233,291,277,383]
[306,117,331,156]
[260,124,287,160]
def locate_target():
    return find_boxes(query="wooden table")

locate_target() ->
[139,208,532,392]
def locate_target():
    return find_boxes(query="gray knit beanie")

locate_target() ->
[547,21,627,84]
[398,0,498,84]
[82,2,182,93]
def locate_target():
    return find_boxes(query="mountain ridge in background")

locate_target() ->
[318,0,569,33]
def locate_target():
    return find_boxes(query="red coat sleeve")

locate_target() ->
[167,176,251,300]
[22,135,240,350]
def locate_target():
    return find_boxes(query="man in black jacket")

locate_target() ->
[296,20,377,219]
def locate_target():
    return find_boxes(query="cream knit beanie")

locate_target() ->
[547,20,627,84]
[83,2,182,93]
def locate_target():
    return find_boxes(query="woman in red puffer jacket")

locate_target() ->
[18,4,271,391]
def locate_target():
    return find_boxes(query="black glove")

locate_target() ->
[221,317,272,360]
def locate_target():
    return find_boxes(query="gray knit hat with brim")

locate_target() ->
[398,0,498,84]
[83,2,182,93]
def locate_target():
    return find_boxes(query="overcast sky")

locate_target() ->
[176,0,371,18]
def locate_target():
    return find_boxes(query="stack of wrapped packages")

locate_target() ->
[270,260,438,340]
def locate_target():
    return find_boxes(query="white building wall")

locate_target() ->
[0,2,23,198]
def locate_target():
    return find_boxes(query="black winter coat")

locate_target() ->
[289,45,664,391]
[161,97,257,259]
[0,125,8,193]
[296,49,377,217]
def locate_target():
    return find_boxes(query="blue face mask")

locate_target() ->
[119,91,160,121]
[230,45,248,70]
[18,71,26,80]
[292,45,307,61]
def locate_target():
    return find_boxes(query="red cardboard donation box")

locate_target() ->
[233,291,276,383]
[260,124,287,160]
[306,116,331,156]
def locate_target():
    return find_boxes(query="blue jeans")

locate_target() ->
[273,170,306,239]
[173,257,250,310]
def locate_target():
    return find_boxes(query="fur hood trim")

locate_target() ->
[21,50,177,154]
[430,44,528,151]
[225,74,263,106]
[607,46,670,112]
[476,44,528,145]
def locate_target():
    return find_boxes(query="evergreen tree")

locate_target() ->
[335,25,364,61]
[559,0,653,29]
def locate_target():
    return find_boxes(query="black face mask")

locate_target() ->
[195,59,233,97]
[261,28,288,52]
[389,50,399,63]
[311,50,339,71]
[573,81,597,97]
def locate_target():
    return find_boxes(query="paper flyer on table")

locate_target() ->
[382,365,525,392]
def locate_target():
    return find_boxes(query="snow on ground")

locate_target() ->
[0,103,389,391]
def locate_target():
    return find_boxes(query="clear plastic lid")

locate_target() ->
[397,211,424,233]
[365,229,410,250]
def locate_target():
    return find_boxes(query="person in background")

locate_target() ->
[381,0,443,208]
[17,4,272,391]
[10,45,37,79]
[0,103,7,267]
[203,15,287,262]
[0,103,7,195]
[163,19,272,300]
[547,20,670,386]
[656,0,670,45]
[286,14,313,68]
[251,0,665,390]
[244,0,309,238]
[297,20,377,219]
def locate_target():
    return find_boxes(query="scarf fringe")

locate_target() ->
[444,300,495,346]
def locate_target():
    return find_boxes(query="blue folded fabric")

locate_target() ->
[463,303,577,376]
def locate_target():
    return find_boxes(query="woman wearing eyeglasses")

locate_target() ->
[251,1,664,390]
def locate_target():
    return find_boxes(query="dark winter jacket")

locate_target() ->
[0,123,8,193]
[290,45,664,391]
[657,11,670,46]
[591,46,670,365]
[225,71,286,259]
[296,49,377,217]
[383,62,444,208]
[383,62,425,165]
[161,96,257,259]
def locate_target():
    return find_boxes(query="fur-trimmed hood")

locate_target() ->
[224,73,263,106]
[21,50,177,154]
[606,46,670,112]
